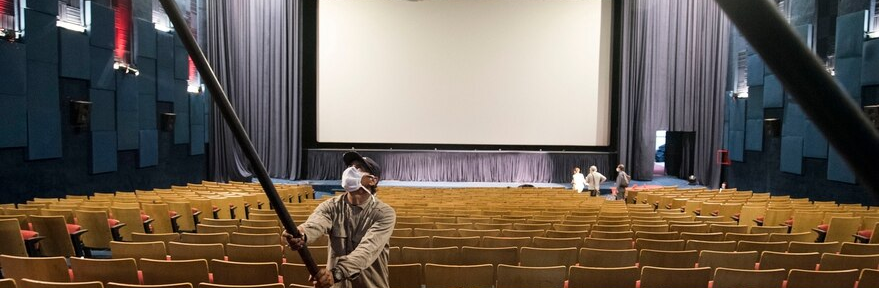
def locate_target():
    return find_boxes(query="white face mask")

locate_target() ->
[341,166,369,193]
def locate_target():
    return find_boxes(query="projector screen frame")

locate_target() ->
[301,0,623,153]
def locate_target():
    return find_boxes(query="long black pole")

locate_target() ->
[714,0,879,200]
[157,0,319,277]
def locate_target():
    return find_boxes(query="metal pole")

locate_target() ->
[714,0,879,199]
[157,0,319,277]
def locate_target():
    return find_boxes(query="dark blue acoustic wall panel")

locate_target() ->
[139,130,158,167]
[87,2,115,49]
[91,131,118,174]
[763,75,784,108]
[782,96,806,137]
[136,20,157,59]
[90,89,116,132]
[730,131,745,162]
[728,98,747,162]
[27,61,62,160]
[802,120,828,158]
[59,30,90,79]
[174,44,189,80]
[0,41,26,96]
[133,0,152,20]
[23,0,58,15]
[834,57,863,103]
[24,9,59,64]
[835,11,867,58]
[203,91,210,144]
[116,74,140,150]
[746,55,764,86]
[190,94,205,155]
[156,33,175,102]
[90,47,116,90]
[862,39,879,86]
[174,80,190,144]
[745,87,764,151]
[137,57,157,97]
[0,94,27,148]
[780,136,804,174]
[828,147,857,183]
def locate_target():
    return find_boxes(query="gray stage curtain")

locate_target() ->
[619,0,730,187]
[204,0,302,181]
[307,150,613,184]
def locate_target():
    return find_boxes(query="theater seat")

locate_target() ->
[21,229,39,240]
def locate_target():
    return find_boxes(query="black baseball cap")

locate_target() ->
[342,151,382,179]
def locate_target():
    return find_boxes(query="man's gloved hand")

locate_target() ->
[282,226,307,251]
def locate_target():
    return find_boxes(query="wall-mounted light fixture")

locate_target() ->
[187,83,204,94]
[113,61,139,76]
[734,92,749,99]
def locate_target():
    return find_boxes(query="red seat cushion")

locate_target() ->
[734,213,741,218]
[141,214,151,222]
[817,224,829,231]
[711,210,720,216]
[66,224,83,234]
[108,219,121,228]
[169,211,178,217]
[191,208,200,213]
[784,219,794,225]
[857,230,873,238]
[756,216,765,221]
[20,230,39,240]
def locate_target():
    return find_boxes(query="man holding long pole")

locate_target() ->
[285,152,397,288]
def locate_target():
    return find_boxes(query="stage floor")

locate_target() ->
[271,176,704,194]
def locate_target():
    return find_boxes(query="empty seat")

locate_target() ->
[697,251,758,278]
[859,269,879,288]
[768,232,814,242]
[840,243,879,255]
[0,218,29,257]
[679,232,725,242]
[29,215,79,257]
[17,279,101,288]
[0,255,70,282]
[197,284,282,288]
[749,226,789,235]
[388,263,423,288]
[180,232,230,245]
[519,247,578,267]
[167,242,225,271]
[280,263,327,287]
[110,241,167,266]
[818,253,879,271]
[210,260,278,285]
[400,247,461,265]
[685,240,737,252]
[583,238,633,250]
[390,236,431,248]
[635,239,685,251]
[710,224,749,234]
[712,268,786,288]
[106,283,192,288]
[823,217,861,243]
[229,232,279,246]
[413,228,458,237]
[461,246,518,266]
[589,231,634,239]
[545,230,590,239]
[495,265,566,288]
[480,236,531,248]
[639,266,711,288]
[423,264,493,288]
[531,237,581,248]
[430,236,480,248]
[225,244,283,265]
[196,224,237,235]
[758,251,820,272]
[130,233,180,253]
[785,269,859,288]
[634,231,679,240]
[725,232,770,242]
[111,207,146,241]
[787,241,841,253]
[236,226,280,235]
[638,249,699,269]
[75,210,117,251]
[70,258,139,284]
[567,266,638,288]
[457,229,501,237]
[139,259,209,286]
[285,246,329,265]
[736,241,788,255]
[201,219,240,226]
[578,248,638,268]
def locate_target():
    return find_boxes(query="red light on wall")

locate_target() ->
[188,57,196,83]
[114,0,132,63]
[0,0,10,16]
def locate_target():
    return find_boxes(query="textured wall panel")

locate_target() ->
[190,125,205,155]
[835,11,867,58]
[27,61,62,160]
[89,89,116,132]
[746,55,764,86]
[835,57,863,103]
[156,33,175,102]
[138,91,157,131]
[745,119,763,151]
[174,45,189,80]
[802,120,828,158]
[0,41,27,95]
[91,131,118,174]
[116,74,139,150]
[782,98,805,137]
[133,0,152,20]
[190,94,204,125]
[0,94,27,148]
[763,75,784,108]
[23,0,58,15]
[139,130,158,167]
[24,9,59,64]
[59,29,90,79]
[780,136,804,174]
[746,87,764,120]
[90,47,116,90]
[729,130,745,162]
[174,81,190,144]
[730,98,747,131]
[862,39,879,86]
[87,2,115,49]
[827,147,857,183]
[136,57,157,96]
[136,19,157,59]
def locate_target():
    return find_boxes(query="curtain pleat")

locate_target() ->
[205,0,302,181]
